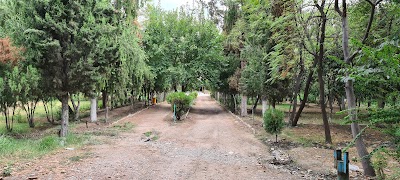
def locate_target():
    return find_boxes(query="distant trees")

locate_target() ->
[143,5,224,94]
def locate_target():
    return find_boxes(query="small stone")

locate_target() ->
[316,155,322,158]
[228,151,234,155]
[65,148,75,150]
[349,164,360,172]
[270,148,275,151]
[307,169,312,174]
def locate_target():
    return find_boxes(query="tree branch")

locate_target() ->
[348,0,380,63]
[334,0,343,17]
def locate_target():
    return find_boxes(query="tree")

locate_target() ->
[0,36,23,132]
[295,0,332,143]
[19,0,117,137]
[334,0,384,177]
[263,109,285,143]
[143,5,223,94]
[20,65,41,127]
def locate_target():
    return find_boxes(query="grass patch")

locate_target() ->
[0,132,89,165]
[113,122,135,132]
[143,130,159,141]
[84,130,118,137]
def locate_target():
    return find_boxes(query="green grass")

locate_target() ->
[112,122,135,132]
[0,133,90,165]
[0,100,95,121]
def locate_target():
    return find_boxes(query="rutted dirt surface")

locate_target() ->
[7,93,298,179]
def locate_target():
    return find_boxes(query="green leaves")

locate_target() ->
[263,109,285,142]
[144,5,223,92]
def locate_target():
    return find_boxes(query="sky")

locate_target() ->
[152,0,204,11]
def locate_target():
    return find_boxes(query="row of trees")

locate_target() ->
[202,0,399,177]
[0,0,398,178]
[0,0,149,136]
[0,0,225,136]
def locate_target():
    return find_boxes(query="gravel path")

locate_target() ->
[8,93,299,179]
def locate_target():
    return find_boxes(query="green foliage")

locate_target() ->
[166,92,195,120]
[263,109,285,142]
[144,5,224,92]
[365,107,400,159]
[372,150,388,180]
[38,135,58,151]
[189,92,198,100]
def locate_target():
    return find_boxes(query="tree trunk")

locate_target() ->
[340,96,346,110]
[102,90,108,109]
[90,96,97,122]
[271,98,276,109]
[289,51,304,124]
[71,95,80,121]
[328,94,334,120]
[240,95,248,116]
[292,63,315,126]
[262,97,268,116]
[316,8,332,144]
[105,106,109,123]
[181,85,186,92]
[232,94,237,114]
[377,99,385,109]
[346,80,376,176]
[335,0,376,176]
[252,96,260,111]
[317,57,332,144]
[60,94,69,137]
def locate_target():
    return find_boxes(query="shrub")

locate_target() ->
[166,92,194,120]
[263,109,285,143]
[189,92,198,99]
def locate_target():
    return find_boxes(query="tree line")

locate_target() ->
[0,0,399,178]
[202,0,399,177]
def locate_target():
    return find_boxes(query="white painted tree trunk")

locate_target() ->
[90,97,97,122]
[241,95,248,116]
[262,98,268,116]
[60,94,69,137]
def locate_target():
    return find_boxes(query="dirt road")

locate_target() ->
[9,93,298,179]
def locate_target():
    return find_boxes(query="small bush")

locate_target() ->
[166,92,194,120]
[263,109,285,143]
[189,92,198,100]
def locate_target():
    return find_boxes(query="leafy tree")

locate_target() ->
[18,0,118,137]
[144,5,223,94]
[19,65,41,127]
[334,0,385,176]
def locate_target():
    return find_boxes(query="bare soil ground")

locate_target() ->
[6,94,299,179]
[242,105,399,179]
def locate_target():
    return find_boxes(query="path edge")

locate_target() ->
[213,97,256,134]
